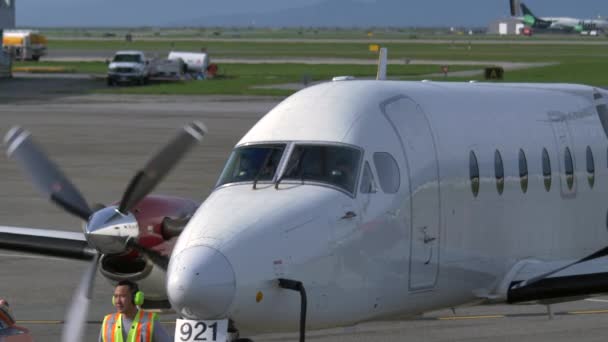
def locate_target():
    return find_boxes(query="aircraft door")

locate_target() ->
[382,96,441,290]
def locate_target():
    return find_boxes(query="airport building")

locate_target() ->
[0,0,15,78]
[488,17,525,35]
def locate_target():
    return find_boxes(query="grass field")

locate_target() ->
[18,34,608,95]
[48,39,608,63]
[102,63,480,96]
[44,27,608,41]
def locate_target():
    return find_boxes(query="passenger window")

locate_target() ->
[542,148,552,192]
[495,150,504,195]
[360,162,377,194]
[519,149,528,193]
[587,146,595,188]
[564,147,574,190]
[470,151,480,197]
[373,152,400,194]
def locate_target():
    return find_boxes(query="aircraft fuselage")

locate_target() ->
[168,81,608,334]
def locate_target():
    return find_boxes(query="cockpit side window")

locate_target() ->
[373,152,400,194]
[360,161,377,194]
[217,144,286,186]
[282,144,361,193]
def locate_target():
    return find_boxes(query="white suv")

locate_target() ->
[107,50,149,86]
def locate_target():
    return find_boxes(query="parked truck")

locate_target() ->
[107,50,150,86]
[2,30,47,61]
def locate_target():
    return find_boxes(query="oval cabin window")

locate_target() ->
[587,146,595,188]
[542,148,552,192]
[470,151,480,197]
[564,147,574,190]
[519,149,528,193]
[495,150,504,195]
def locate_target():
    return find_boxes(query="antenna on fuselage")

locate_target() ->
[376,47,388,81]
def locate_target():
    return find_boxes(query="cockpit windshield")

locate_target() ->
[282,144,361,193]
[217,144,285,186]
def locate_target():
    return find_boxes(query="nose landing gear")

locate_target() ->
[229,278,307,342]
[228,319,255,342]
[278,278,308,342]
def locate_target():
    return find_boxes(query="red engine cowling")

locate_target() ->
[99,195,198,305]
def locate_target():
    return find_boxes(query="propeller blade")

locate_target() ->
[118,121,206,214]
[61,252,100,342]
[4,127,92,221]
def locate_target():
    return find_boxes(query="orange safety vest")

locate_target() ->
[101,310,157,342]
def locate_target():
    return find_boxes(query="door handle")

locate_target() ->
[423,236,436,244]
[341,211,357,220]
[420,226,436,244]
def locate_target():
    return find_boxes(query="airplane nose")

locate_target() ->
[168,245,236,319]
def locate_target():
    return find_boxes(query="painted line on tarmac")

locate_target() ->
[16,309,608,326]
[568,309,608,315]
[432,309,608,321]
[16,320,176,325]
[585,298,608,303]
[0,253,67,261]
[16,320,63,324]
[439,315,503,320]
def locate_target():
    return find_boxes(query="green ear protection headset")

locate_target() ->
[112,284,145,306]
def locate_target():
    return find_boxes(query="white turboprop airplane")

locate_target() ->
[2,72,608,341]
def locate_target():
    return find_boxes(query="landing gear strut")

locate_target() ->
[278,278,307,342]
[230,279,307,342]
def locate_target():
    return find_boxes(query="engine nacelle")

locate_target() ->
[99,195,198,307]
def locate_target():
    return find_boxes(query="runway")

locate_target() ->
[1,76,608,341]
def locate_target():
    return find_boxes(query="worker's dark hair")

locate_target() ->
[117,280,139,296]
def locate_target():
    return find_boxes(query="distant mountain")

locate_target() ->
[180,0,507,27]
[16,0,608,28]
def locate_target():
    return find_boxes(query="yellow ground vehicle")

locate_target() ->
[2,30,47,61]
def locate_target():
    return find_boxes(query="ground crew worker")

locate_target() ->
[99,280,170,342]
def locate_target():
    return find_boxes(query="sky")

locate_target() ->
[13,0,608,27]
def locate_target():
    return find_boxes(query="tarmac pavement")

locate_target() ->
[1,76,608,341]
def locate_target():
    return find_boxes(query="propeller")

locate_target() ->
[4,127,93,220]
[118,122,206,214]
[4,121,207,341]
[61,252,100,342]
